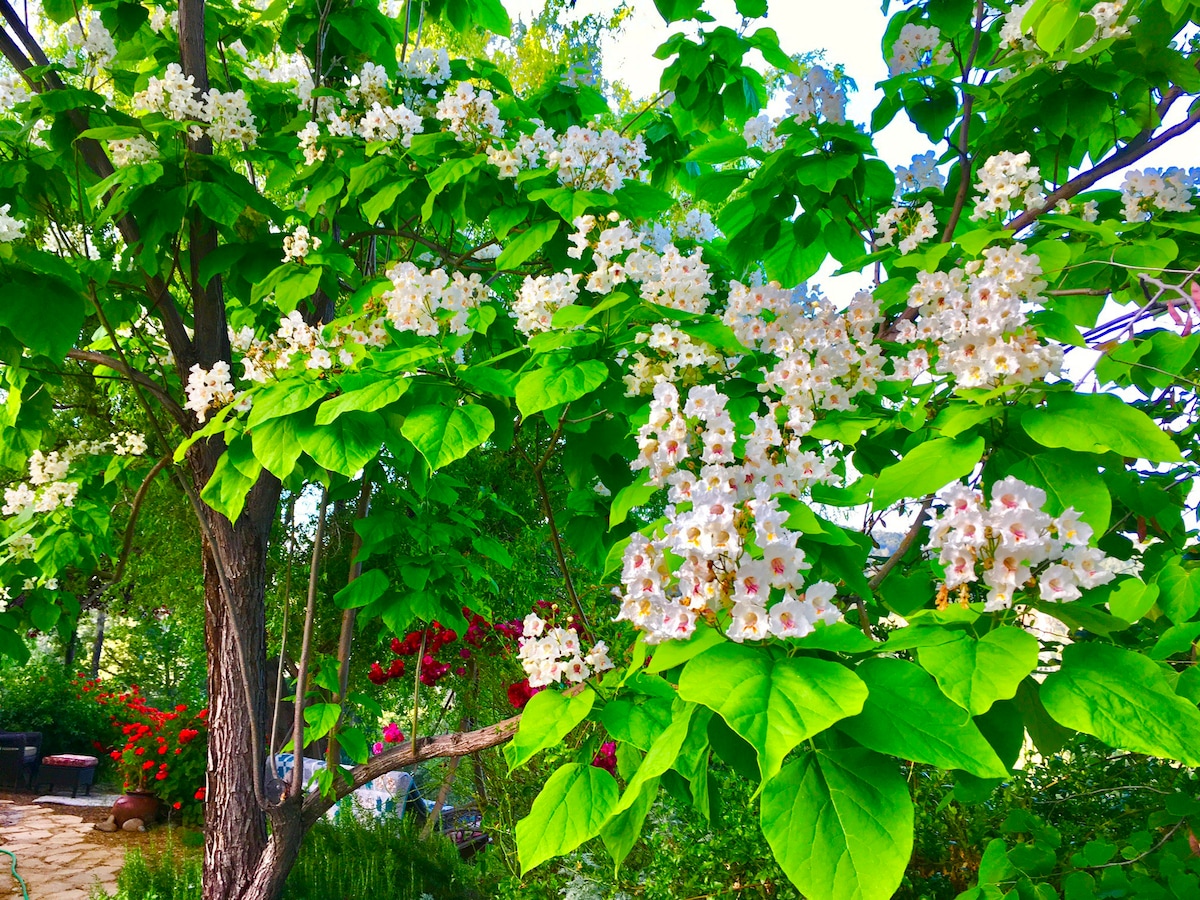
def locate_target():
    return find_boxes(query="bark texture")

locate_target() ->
[199,466,280,900]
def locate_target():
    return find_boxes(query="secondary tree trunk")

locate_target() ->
[200,467,282,900]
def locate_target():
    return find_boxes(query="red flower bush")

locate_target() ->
[77,677,208,820]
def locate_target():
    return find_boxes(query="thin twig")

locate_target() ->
[291,485,328,800]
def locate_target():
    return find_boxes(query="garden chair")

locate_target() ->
[0,731,41,788]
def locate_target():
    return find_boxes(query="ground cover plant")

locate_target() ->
[3,0,1200,898]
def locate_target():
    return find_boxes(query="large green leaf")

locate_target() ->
[495,220,559,269]
[613,703,695,813]
[678,643,867,782]
[250,414,305,480]
[401,403,495,470]
[247,379,328,428]
[918,628,1039,716]
[298,410,385,476]
[872,437,984,508]
[505,687,595,771]
[1041,643,1200,765]
[1022,392,1182,462]
[516,763,619,873]
[0,272,85,360]
[515,361,608,418]
[761,748,913,900]
[838,658,1008,778]
[1008,450,1111,534]
[315,377,409,425]
[1154,560,1200,625]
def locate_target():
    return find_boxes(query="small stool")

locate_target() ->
[37,754,99,798]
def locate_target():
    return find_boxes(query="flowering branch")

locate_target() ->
[1008,104,1200,233]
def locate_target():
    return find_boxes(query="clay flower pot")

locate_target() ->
[112,790,160,827]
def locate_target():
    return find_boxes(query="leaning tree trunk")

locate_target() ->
[198,465,283,900]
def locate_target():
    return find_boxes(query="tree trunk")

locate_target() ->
[200,468,284,900]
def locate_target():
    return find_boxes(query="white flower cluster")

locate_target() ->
[0,74,30,110]
[619,323,725,396]
[0,204,26,243]
[379,261,487,337]
[109,135,159,167]
[518,614,613,687]
[888,23,953,75]
[147,6,177,32]
[895,151,945,197]
[348,62,391,108]
[895,243,1061,388]
[721,282,887,430]
[401,47,451,86]
[787,66,847,126]
[2,435,146,517]
[743,114,785,152]
[619,382,842,644]
[435,81,504,142]
[567,214,712,312]
[876,201,938,254]
[65,11,116,71]
[512,272,583,334]
[1119,168,1200,221]
[970,151,1045,221]
[357,101,423,147]
[1053,198,1100,222]
[644,210,720,252]
[132,64,258,145]
[298,121,325,165]
[184,360,236,422]
[282,225,320,262]
[487,122,647,194]
[926,477,1114,612]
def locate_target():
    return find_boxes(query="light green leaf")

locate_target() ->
[516,763,619,874]
[496,220,559,269]
[516,361,608,418]
[761,748,913,900]
[298,410,385,476]
[199,445,262,525]
[250,414,305,481]
[401,404,495,470]
[315,378,409,425]
[678,643,867,783]
[610,472,658,528]
[600,774,658,872]
[1154,561,1200,625]
[873,437,985,508]
[1105,578,1158,623]
[1022,392,1182,462]
[303,702,342,741]
[333,569,389,609]
[838,658,1009,778]
[615,703,695,813]
[505,687,595,771]
[1041,642,1200,765]
[645,625,725,674]
[247,379,328,428]
[918,628,1039,716]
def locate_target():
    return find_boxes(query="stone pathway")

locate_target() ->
[0,800,123,900]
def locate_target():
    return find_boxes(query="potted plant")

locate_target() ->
[91,682,209,826]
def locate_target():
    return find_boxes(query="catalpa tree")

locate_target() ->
[1,0,1199,897]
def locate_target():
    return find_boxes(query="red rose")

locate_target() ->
[195,787,206,800]
[142,760,155,770]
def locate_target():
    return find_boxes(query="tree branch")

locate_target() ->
[1008,103,1200,233]
[301,713,522,825]
[66,349,191,430]
[868,496,933,592]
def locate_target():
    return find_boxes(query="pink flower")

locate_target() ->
[382,723,404,743]
[372,741,384,755]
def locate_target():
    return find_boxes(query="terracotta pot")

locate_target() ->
[113,790,160,826]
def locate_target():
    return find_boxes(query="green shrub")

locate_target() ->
[0,657,112,756]
[89,846,202,900]
[283,811,486,900]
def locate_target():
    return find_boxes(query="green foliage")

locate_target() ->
[0,656,112,755]
[90,845,203,900]
[283,813,484,900]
